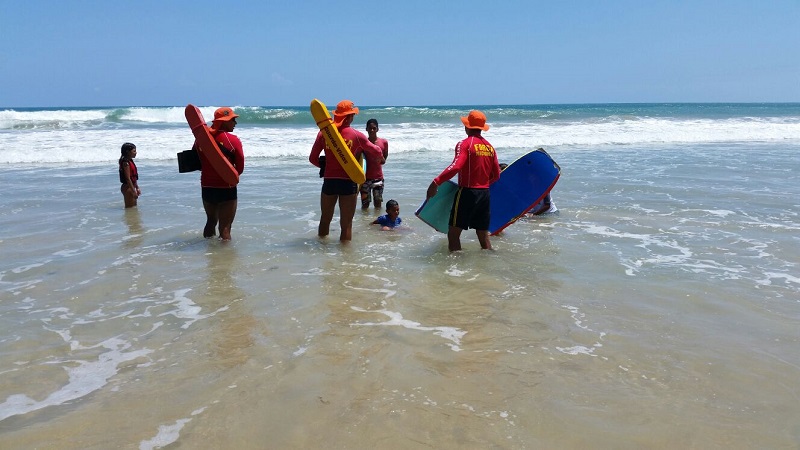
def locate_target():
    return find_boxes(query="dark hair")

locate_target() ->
[121,142,136,156]
[386,199,399,210]
[366,118,379,130]
[499,163,508,170]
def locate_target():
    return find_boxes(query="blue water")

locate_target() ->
[4,103,800,128]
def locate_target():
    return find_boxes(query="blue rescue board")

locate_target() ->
[415,148,560,235]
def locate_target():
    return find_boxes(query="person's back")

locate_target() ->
[197,107,243,240]
[433,120,499,189]
[308,100,384,242]
[451,134,498,188]
[426,110,500,251]
[200,130,243,187]
[311,124,382,180]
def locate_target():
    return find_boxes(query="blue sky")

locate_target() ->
[1,0,798,107]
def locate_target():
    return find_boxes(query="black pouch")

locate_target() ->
[177,148,201,173]
[318,155,326,178]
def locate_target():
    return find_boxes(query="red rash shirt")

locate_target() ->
[433,135,500,188]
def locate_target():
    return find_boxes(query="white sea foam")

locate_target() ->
[343,274,397,299]
[291,268,332,276]
[2,108,800,163]
[0,108,110,129]
[122,106,190,124]
[556,345,599,356]
[139,418,192,450]
[756,272,800,287]
[139,407,205,450]
[158,289,226,329]
[0,337,152,422]
[555,305,606,357]
[10,263,45,275]
[351,307,466,351]
[445,265,468,277]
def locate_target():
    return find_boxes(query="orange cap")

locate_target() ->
[333,100,359,125]
[460,110,490,131]
[213,107,239,122]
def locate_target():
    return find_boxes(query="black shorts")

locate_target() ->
[202,187,237,204]
[322,178,358,196]
[450,187,490,230]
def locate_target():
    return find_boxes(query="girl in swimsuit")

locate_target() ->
[119,142,140,208]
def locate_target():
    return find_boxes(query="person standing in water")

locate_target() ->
[426,110,500,251]
[197,107,244,241]
[309,100,384,242]
[119,142,140,208]
[361,118,389,209]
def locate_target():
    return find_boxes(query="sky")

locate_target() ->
[1,0,798,107]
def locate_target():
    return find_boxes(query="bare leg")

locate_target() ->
[447,226,463,252]
[360,190,370,209]
[319,193,338,237]
[338,193,358,242]
[216,199,237,241]
[122,185,137,208]
[373,186,383,209]
[476,230,492,250]
[203,200,217,238]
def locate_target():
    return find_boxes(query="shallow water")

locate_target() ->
[1,141,799,448]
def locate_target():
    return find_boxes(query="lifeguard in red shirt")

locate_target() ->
[309,100,384,242]
[426,110,501,251]
[197,107,245,241]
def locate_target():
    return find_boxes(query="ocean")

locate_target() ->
[1,103,799,448]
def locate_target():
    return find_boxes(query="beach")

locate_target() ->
[1,104,799,448]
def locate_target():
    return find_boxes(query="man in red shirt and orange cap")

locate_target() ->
[309,100,384,242]
[199,106,244,241]
[427,110,501,251]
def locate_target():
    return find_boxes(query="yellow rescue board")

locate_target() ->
[310,99,366,185]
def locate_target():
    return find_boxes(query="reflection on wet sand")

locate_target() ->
[123,208,143,248]
[202,246,260,369]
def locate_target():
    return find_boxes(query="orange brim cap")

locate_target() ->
[333,100,359,125]
[461,110,490,131]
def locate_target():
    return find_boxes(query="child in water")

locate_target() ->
[371,199,401,230]
[119,142,140,208]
